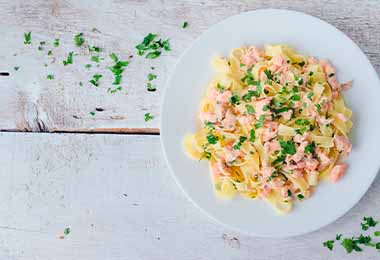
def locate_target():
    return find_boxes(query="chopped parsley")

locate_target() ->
[255,115,265,129]
[24,32,32,45]
[64,227,71,235]
[307,92,314,100]
[74,33,85,47]
[279,140,296,155]
[304,142,316,154]
[47,50,53,56]
[89,46,102,52]
[290,95,300,101]
[315,103,322,113]
[89,111,95,116]
[147,82,156,92]
[144,113,154,122]
[341,238,363,254]
[63,52,73,65]
[14,66,19,71]
[108,86,122,93]
[91,55,100,63]
[287,189,292,197]
[297,194,304,200]
[89,73,102,87]
[264,69,273,80]
[245,104,255,115]
[230,95,240,105]
[249,129,255,142]
[135,33,170,59]
[85,64,92,69]
[38,41,46,51]
[298,78,304,85]
[206,132,219,145]
[361,217,378,231]
[336,234,342,240]
[204,121,215,129]
[323,240,335,251]
[308,71,314,76]
[298,61,305,67]
[53,38,59,47]
[328,73,335,78]
[182,21,189,28]
[148,73,157,81]
[108,53,129,86]
[217,83,225,92]
[46,74,54,80]
[242,85,262,101]
[374,231,380,237]
[295,119,310,126]
[233,136,247,150]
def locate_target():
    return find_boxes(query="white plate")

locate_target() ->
[161,9,380,237]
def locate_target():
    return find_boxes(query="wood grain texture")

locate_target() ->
[0,0,380,132]
[0,132,378,260]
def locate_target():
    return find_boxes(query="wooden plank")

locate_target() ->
[0,132,379,259]
[0,0,380,132]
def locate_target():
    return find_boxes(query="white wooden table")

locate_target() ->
[1,1,380,259]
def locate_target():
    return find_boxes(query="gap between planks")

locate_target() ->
[0,128,160,135]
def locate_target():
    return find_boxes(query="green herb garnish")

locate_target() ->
[89,111,95,116]
[249,129,255,142]
[264,69,273,80]
[135,33,170,58]
[182,21,189,28]
[233,136,247,150]
[74,33,85,46]
[279,140,296,155]
[89,46,102,52]
[207,133,219,145]
[91,55,100,63]
[230,95,240,105]
[255,115,265,129]
[245,104,255,115]
[144,113,154,122]
[64,227,71,235]
[295,119,310,126]
[53,38,59,47]
[304,142,316,154]
[323,240,335,251]
[63,52,73,65]
[14,66,19,71]
[24,32,32,45]
[89,73,102,87]
[361,217,378,231]
[46,74,54,80]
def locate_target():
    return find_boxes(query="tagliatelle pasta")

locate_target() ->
[183,44,353,214]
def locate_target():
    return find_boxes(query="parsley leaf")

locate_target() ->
[144,113,154,122]
[24,32,32,45]
[336,234,342,240]
[323,240,335,251]
[182,21,189,28]
[295,119,310,126]
[230,95,240,105]
[53,38,59,47]
[74,33,85,47]
[91,55,100,63]
[304,142,316,154]
[89,46,102,52]
[217,83,225,92]
[63,52,74,65]
[233,136,247,150]
[89,111,96,116]
[290,95,301,101]
[255,115,265,129]
[249,129,255,142]
[64,227,70,235]
[279,140,296,155]
[135,33,170,58]
[14,66,20,71]
[148,73,157,81]
[245,104,255,115]
[46,74,54,80]
[297,194,304,200]
[147,82,156,92]
[361,217,378,231]
[264,69,273,80]
[89,73,102,87]
[207,132,219,145]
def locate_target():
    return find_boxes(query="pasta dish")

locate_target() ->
[183,45,353,214]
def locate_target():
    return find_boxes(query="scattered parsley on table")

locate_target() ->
[144,113,154,122]
[63,52,74,65]
[74,33,85,47]
[24,32,32,45]
[182,21,189,29]
[135,33,170,59]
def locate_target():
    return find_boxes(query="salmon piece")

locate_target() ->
[264,139,281,154]
[330,163,348,183]
[291,141,308,163]
[304,156,319,171]
[261,166,275,178]
[317,116,334,125]
[199,112,217,123]
[281,110,293,121]
[316,148,332,170]
[241,47,262,67]
[294,133,309,143]
[334,135,352,154]
[270,178,285,189]
[221,110,236,130]
[255,97,272,119]
[216,90,232,104]
[261,184,272,197]
[320,59,340,91]
[262,121,278,142]
[224,145,242,163]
